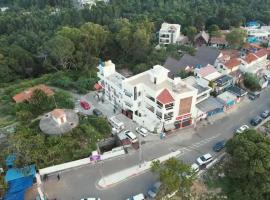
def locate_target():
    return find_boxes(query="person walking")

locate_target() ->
[57,174,60,181]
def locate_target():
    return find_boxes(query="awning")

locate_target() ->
[94,83,102,90]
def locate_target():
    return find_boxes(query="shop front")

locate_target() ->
[174,113,192,129]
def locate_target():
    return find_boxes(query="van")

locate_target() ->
[124,130,138,143]
[108,116,124,132]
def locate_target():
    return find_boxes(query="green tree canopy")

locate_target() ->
[243,73,261,91]
[226,28,247,49]
[151,158,195,198]
[225,129,270,200]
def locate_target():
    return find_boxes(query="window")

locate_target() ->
[138,92,141,96]
[157,101,163,109]
[146,104,155,113]
[124,89,132,98]
[146,94,155,102]
[165,103,174,110]
[164,112,173,121]
[154,77,157,84]
[156,111,162,119]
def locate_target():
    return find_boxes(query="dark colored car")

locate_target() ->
[212,140,226,152]
[248,92,260,100]
[261,110,270,118]
[93,108,103,117]
[250,116,262,126]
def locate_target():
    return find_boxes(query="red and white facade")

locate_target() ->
[97,61,198,132]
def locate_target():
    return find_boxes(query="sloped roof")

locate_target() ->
[255,49,268,58]
[224,58,241,69]
[51,109,65,118]
[210,36,228,45]
[244,53,258,64]
[164,47,220,77]
[195,31,209,42]
[197,64,217,77]
[12,84,54,103]
[156,89,175,104]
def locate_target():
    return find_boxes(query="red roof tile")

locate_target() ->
[224,58,241,69]
[12,84,54,103]
[156,89,174,104]
[51,109,65,118]
[255,49,269,58]
[244,53,258,64]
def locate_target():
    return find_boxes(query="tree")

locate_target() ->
[151,158,195,199]
[46,35,75,70]
[243,73,261,91]
[226,28,247,49]
[28,89,52,114]
[208,24,221,37]
[225,129,270,200]
[185,26,197,43]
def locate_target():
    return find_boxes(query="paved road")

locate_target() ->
[42,88,270,200]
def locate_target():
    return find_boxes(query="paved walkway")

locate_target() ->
[97,150,182,189]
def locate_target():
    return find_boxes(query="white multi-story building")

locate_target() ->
[244,25,270,41]
[97,61,198,132]
[159,23,181,45]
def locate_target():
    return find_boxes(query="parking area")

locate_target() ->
[74,92,160,151]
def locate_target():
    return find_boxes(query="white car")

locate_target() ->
[81,198,100,200]
[126,193,145,200]
[191,163,199,173]
[136,127,148,137]
[196,153,213,166]
[235,125,249,134]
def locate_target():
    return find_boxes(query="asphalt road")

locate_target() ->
[43,88,270,200]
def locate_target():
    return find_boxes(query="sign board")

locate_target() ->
[175,113,191,121]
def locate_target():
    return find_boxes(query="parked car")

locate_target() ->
[136,127,148,137]
[261,110,270,118]
[80,100,91,110]
[248,92,260,100]
[250,116,263,126]
[212,140,226,152]
[124,130,138,143]
[147,182,162,198]
[108,116,124,132]
[196,153,213,166]
[126,193,145,200]
[191,163,199,173]
[81,198,100,200]
[93,108,103,117]
[235,125,249,134]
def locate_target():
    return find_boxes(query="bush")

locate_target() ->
[243,73,261,91]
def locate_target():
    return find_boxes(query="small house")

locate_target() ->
[194,31,209,47]
[217,91,238,111]
[51,109,67,125]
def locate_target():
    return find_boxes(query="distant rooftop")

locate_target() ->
[183,76,211,95]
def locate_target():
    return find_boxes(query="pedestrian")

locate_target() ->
[57,174,60,181]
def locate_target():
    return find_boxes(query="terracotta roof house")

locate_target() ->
[164,46,221,77]
[244,53,258,64]
[51,108,67,125]
[12,84,54,103]
[194,31,210,47]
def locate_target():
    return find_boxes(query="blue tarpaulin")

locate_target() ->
[4,164,36,200]
[5,165,36,183]
[4,176,34,200]
[5,154,16,168]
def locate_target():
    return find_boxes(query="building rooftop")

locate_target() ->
[51,109,66,118]
[217,91,237,103]
[12,84,54,103]
[107,72,125,89]
[255,49,269,58]
[160,23,181,32]
[156,89,175,104]
[183,76,211,95]
[214,75,233,86]
[126,72,192,95]
[244,53,258,64]
[196,97,224,112]
[224,58,241,69]
[227,86,247,97]
[210,36,228,45]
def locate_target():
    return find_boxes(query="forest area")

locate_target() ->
[0,0,270,88]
